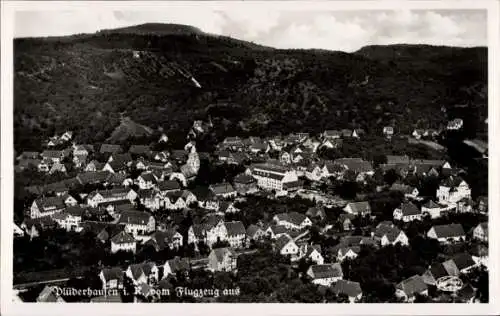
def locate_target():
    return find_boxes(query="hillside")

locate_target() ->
[13,24,487,151]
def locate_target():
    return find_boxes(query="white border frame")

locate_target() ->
[1,1,499,315]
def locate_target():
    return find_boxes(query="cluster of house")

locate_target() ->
[14,121,487,303]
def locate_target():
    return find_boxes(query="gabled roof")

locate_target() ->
[139,172,157,183]
[77,171,111,185]
[118,210,152,226]
[374,224,403,242]
[246,224,263,238]
[430,223,465,238]
[165,256,190,273]
[147,230,181,251]
[100,144,123,154]
[334,158,373,173]
[101,267,123,282]
[110,231,135,244]
[128,262,156,280]
[398,202,421,216]
[332,279,362,298]
[41,150,64,159]
[209,183,236,195]
[224,221,246,236]
[396,275,427,296]
[34,197,65,212]
[450,253,476,271]
[211,247,236,263]
[275,212,308,226]
[233,173,255,185]
[345,201,371,214]
[423,200,441,209]
[65,206,85,217]
[386,155,410,165]
[275,235,295,251]
[158,180,181,192]
[309,263,343,279]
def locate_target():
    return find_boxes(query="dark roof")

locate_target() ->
[128,262,156,280]
[275,212,308,226]
[334,158,373,173]
[129,145,151,155]
[309,263,343,279]
[233,173,255,185]
[158,180,181,191]
[332,280,362,297]
[431,223,465,238]
[76,171,111,185]
[374,224,402,242]
[34,197,65,212]
[398,202,421,216]
[100,144,123,154]
[209,183,236,195]
[224,221,246,236]
[101,267,123,282]
[139,172,157,183]
[165,256,190,273]
[65,206,85,217]
[118,210,152,226]
[211,247,235,263]
[428,262,449,280]
[246,224,263,238]
[345,201,371,214]
[451,253,476,271]
[110,231,135,244]
[386,155,410,165]
[275,234,294,251]
[423,200,441,209]
[396,275,427,296]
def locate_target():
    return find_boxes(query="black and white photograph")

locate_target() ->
[1,0,499,314]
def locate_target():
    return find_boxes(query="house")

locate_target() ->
[136,172,158,190]
[412,129,425,140]
[87,188,137,207]
[273,212,312,230]
[246,224,265,242]
[187,216,228,247]
[427,223,465,243]
[100,144,123,155]
[52,206,85,232]
[207,247,237,272]
[305,163,324,182]
[322,130,341,139]
[382,126,394,138]
[81,222,125,243]
[274,235,299,260]
[265,225,291,240]
[73,144,94,157]
[36,286,66,302]
[49,162,67,174]
[209,182,237,199]
[436,177,471,205]
[306,207,326,221]
[307,263,343,286]
[472,222,488,242]
[390,182,419,199]
[395,275,428,302]
[447,118,464,130]
[102,159,130,174]
[372,222,409,247]
[145,230,183,251]
[476,196,488,214]
[110,231,136,253]
[219,201,240,214]
[332,280,363,303]
[41,150,65,163]
[442,253,477,274]
[343,201,371,216]
[334,158,374,176]
[336,246,360,262]
[224,221,246,248]
[157,180,181,194]
[126,262,159,285]
[393,202,422,222]
[162,190,197,210]
[117,210,156,237]
[84,161,105,172]
[233,173,258,195]
[338,214,356,231]
[319,138,343,150]
[30,197,65,218]
[421,262,452,286]
[21,217,57,239]
[13,223,25,237]
[299,244,324,264]
[421,200,449,219]
[249,163,300,192]
[470,244,488,268]
[61,193,78,206]
[99,267,124,291]
[163,257,190,278]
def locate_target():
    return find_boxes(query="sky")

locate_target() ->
[14,8,487,52]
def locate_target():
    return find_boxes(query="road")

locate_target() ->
[13,248,260,289]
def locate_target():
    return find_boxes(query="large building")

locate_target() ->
[248,163,300,192]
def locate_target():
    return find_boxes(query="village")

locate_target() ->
[13,118,488,303]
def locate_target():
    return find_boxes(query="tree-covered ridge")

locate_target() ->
[14,25,487,152]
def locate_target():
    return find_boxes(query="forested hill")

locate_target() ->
[14,23,487,151]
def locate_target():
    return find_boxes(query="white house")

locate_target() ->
[87,188,137,207]
[436,177,471,205]
[332,280,363,303]
[125,262,159,286]
[273,212,312,230]
[30,197,65,219]
[99,267,124,291]
[393,202,422,222]
[299,244,324,264]
[427,224,465,244]
[117,210,156,238]
[343,201,371,216]
[275,235,299,260]
[307,263,343,286]
[372,222,409,247]
[395,275,428,302]
[249,163,300,193]
[472,222,488,242]
[110,231,137,253]
[421,200,449,219]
